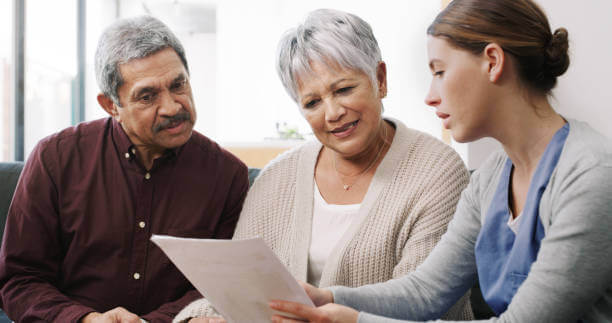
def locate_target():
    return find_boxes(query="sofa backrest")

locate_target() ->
[248,168,260,187]
[0,162,24,245]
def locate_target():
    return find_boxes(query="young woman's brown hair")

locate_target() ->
[427,0,569,94]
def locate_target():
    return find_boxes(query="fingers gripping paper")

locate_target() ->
[151,235,314,322]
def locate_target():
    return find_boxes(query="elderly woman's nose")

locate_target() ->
[324,100,346,122]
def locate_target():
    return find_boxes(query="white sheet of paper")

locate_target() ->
[151,235,314,323]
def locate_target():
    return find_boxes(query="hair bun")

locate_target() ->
[544,27,570,77]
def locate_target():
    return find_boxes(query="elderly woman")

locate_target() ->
[270,1,612,322]
[174,9,472,322]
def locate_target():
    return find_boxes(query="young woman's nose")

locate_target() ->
[424,84,441,107]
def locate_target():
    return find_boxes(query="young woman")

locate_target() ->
[270,0,612,322]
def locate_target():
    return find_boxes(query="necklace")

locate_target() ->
[332,141,386,191]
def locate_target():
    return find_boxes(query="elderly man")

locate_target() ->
[0,16,248,322]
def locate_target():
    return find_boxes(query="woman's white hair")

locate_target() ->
[276,9,382,102]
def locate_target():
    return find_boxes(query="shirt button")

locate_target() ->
[139,221,146,229]
[144,172,151,180]
[133,272,141,280]
[124,152,130,159]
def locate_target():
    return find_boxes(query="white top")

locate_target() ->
[507,211,522,234]
[308,182,361,286]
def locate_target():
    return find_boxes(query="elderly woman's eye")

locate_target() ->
[304,99,319,109]
[336,86,354,94]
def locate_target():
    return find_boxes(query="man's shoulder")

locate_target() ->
[187,131,246,170]
[39,118,110,148]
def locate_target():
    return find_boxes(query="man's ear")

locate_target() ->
[376,61,387,98]
[483,43,505,83]
[97,94,120,121]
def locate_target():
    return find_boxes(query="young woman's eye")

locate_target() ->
[434,71,444,77]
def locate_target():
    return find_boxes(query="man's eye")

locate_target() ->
[140,94,155,103]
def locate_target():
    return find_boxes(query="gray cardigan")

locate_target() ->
[332,119,612,323]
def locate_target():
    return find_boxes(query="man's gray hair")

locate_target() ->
[276,9,382,102]
[94,15,189,106]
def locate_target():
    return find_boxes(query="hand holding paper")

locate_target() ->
[151,235,314,323]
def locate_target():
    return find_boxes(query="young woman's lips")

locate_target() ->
[330,120,359,138]
[436,112,451,129]
[436,111,450,119]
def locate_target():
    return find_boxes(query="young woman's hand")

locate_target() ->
[299,282,334,306]
[269,302,358,323]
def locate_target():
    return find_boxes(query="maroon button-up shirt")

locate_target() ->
[0,118,249,322]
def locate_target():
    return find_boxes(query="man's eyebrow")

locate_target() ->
[172,73,187,83]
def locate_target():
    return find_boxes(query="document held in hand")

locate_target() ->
[151,235,314,322]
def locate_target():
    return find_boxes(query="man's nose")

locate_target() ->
[158,91,182,115]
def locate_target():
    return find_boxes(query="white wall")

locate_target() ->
[214,0,442,144]
[466,0,612,169]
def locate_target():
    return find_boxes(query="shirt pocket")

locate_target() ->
[165,228,215,239]
[153,228,215,266]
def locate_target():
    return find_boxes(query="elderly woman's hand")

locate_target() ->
[269,302,359,323]
[187,317,226,323]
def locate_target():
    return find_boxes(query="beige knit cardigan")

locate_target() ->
[174,119,472,322]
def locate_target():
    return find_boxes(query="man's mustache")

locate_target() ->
[153,111,192,133]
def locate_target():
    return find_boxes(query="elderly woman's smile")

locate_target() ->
[330,120,359,137]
